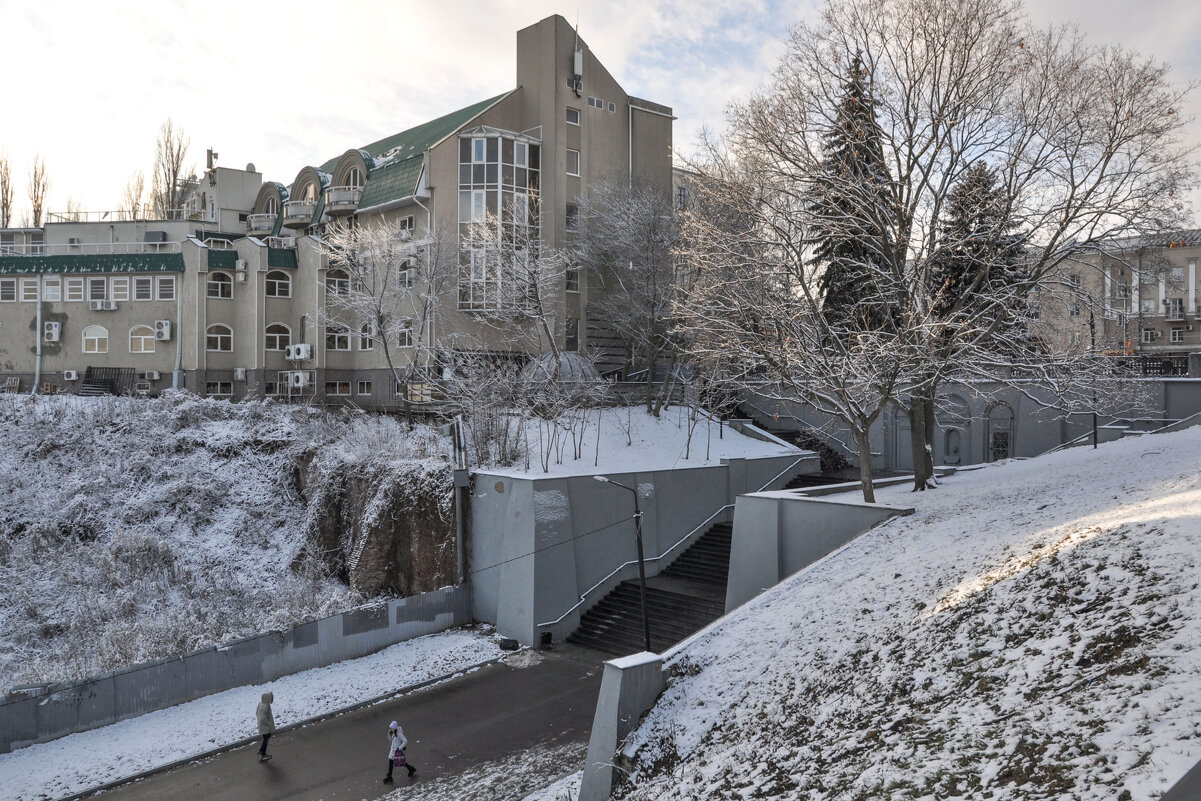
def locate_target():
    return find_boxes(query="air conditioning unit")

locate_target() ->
[62,370,78,381]
[289,371,310,389]
[285,342,312,361]
[144,370,161,381]
[153,320,171,340]
[43,321,61,342]
[88,300,105,311]
[236,272,247,283]
[235,259,247,271]
[103,299,117,311]
[233,367,247,381]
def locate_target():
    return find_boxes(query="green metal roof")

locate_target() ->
[357,156,425,210]
[207,249,238,269]
[267,248,298,269]
[0,253,185,275]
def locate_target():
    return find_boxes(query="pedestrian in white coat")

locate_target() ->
[383,720,417,783]
[256,692,275,761]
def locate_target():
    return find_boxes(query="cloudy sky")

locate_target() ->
[1,0,1198,224]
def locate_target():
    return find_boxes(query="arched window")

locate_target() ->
[82,325,108,354]
[325,323,350,351]
[129,325,156,354]
[265,270,291,298]
[347,166,363,188]
[266,196,278,215]
[265,323,291,351]
[325,269,350,295]
[207,272,233,299]
[206,324,233,352]
[303,183,316,202]
[359,322,374,350]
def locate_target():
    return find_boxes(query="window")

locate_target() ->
[205,382,233,396]
[0,233,13,254]
[359,323,374,350]
[0,278,15,301]
[565,263,579,293]
[324,381,351,396]
[1068,304,1080,317]
[265,271,291,298]
[346,166,363,188]
[398,261,415,288]
[357,380,373,396]
[129,325,156,353]
[157,276,176,301]
[1068,332,1080,346]
[88,278,107,301]
[206,324,233,351]
[325,324,350,351]
[1167,298,1185,319]
[566,149,580,177]
[110,277,130,302]
[325,269,350,295]
[472,138,486,163]
[1141,298,1157,315]
[43,277,61,302]
[1171,266,1184,282]
[83,325,108,354]
[566,317,579,351]
[1171,327,1185,343]
[397,319,413,348]
[608,101,616,112]
[566,107,580,125]
[134,277,153,301]
[1069,274,1081,287]
[66,278,84,302]
[20,278,38,302]
[565,203,578,231]
[265,323,291,351]
[265,381,280,396]
[398,215,415,231]
[676,186,688,210]
[1141,328,1157,344]
[30,232,43,255]
[207,272,233,299]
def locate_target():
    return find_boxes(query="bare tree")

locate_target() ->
[678,0,1196,499]
[151,118,191,219]
[0,151,13,228]
[573,181,682,415]
[27,154,49,227]
[120,170,146,221]
[320,217,458,424]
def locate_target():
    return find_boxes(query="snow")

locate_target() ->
[0,628,505,801]
[617,427,1201,799]
[483,406,800,478]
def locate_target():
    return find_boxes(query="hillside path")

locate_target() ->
[92,645,604,801]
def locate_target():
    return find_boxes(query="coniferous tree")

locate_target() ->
[810,53,895,333]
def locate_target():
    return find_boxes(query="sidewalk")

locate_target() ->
[91,645,604,801]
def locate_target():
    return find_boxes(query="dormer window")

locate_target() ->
[347,167,363,189]
[303,183,317,202]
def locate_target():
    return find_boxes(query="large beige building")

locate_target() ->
[1034,230,1201,375]
[0,15,673,404]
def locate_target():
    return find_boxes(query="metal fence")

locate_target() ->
[0,585,471,754]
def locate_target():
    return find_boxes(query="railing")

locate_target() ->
[326,186,363,206]
[45,208,194,223]
[247,213,277,232]
[283,200,318,220]
[739,397,868,459]
[536,454,810,629]
[0,241,181,256]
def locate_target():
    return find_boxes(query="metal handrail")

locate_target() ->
[1,241,182,256]
[739,398,869,458]
[535,454,810,629]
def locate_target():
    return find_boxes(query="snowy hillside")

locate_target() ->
[618,427,1201,800]
[0,393,451,690]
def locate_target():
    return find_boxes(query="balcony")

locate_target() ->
[282,200,318,229]
[324,186,363,217]
[247,213,277,237]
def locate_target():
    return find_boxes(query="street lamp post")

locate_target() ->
[593,475,652,653]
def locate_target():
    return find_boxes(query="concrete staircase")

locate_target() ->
[567,522,732,656]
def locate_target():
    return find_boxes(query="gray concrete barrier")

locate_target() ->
[0,585,471,754]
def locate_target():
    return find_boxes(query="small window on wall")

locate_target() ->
[325,381,351,396]
[134,277,153,301]
[206,324,233,352]
[0,278,15,302]
[566,107,580,125]
[325,269,350,295]
[157,276,176,301]
[265,381,280,396]
[207,272,233,299]
[1068,332,1080,346]
[20,278,38,302]
[325,324,350,351]
[66,278,85,302]
[398,215,414,231]
[83,325,109,354]
[43,277,61,302]
[88,277,107,301]
[110,277,130,302]
[357,380,373,396]
[265,271,291,298]
[565,264,579,293]
[566,317,579,351]
[397,319,413,348]
[565,203,578,231]
[129,325,156,354]
[566,149,580,177]
[265,323,291,351]
[359,323,374,350]
[1141,328,1156,344]
[1171,328,1185,343]
[205,382,233,396]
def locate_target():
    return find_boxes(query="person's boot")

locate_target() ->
[407,765,416,777]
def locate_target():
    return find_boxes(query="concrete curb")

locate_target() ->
[54,655,506,801]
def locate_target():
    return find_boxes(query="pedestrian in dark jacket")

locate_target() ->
[256,692,276,761]
[383,720,416,782]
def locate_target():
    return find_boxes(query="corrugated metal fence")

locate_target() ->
[0,585,471,754]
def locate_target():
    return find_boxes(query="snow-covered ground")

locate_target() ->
[618,427,1201,800]
[0,628,505,801]
[484,406,798,478]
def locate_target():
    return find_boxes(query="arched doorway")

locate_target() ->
[986,403,1015,462]
[936,394,972,465]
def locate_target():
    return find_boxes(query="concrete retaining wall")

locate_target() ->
[0,585,471,754]
[470,453,818,646]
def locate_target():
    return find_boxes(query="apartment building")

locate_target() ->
[1033,230,1201,375]
[0,15,674,404]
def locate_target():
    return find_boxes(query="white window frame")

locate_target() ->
[1171,327,1185,343]
[129,325,156,354]
[324,380,351,396]
[325,324,350,351]
[1068,304,1080,317]
[83,325,109,354]
[110,277,130,302]
[566,148,580,177]
[325,269,350,295]
[265,270,292,298]
[359,323,374,351]
[157,276,176,301]
[43,276,61,302]
[1067,332,1080,346]
[397,319,413,348]
[207,272,233,299]
[134,277,153,301]
[566,108,580,126]
[205,381,233,396]
[20,278,39,302]
[88,277,107,301]
[472,138,487,163]
[66,277,85,302]
[1141,328,1156,344]
[398,215,415,231]
[206,324,233,352]
[264,323,291,351]
[356,380,373,396]
[0,278,15,302]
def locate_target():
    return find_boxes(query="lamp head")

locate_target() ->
[592,475,610,483]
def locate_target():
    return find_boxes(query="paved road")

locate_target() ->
[1161,758,1201,801]
[96,645,605,801]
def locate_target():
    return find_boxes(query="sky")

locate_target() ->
[1,0,1198,225]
